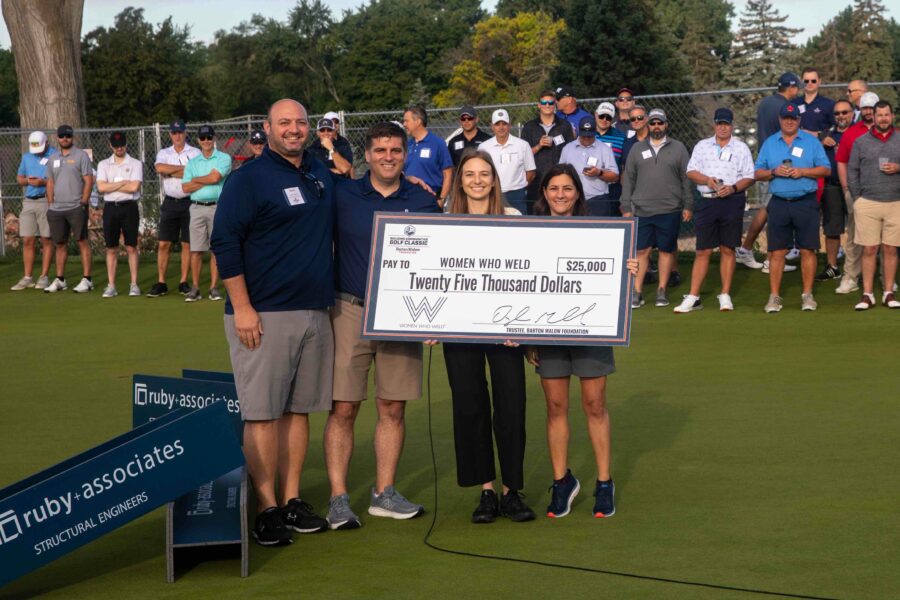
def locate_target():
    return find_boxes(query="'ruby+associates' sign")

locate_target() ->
[0,402,244,587]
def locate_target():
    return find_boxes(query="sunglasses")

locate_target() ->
[250,141,265,145]
[198,135,214,141]
[804,78,818,83]
[58,134,73,139]
[460,115,475,121]
[629,115,645,122]
[834,110,852,116]
[539,100,556,106]
[648,120,664,126]
[597,114,613,121]
[617,96,634,102]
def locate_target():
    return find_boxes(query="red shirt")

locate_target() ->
[869,126,896,143]
[835,121,871,163]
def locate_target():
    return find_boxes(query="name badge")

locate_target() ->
[641,149,653,160]
[53,160,61,168]
[420,148,431,159]
[453,141,464,150]
[586,156,599,167]
[627,130,636,139]
[791,146,804,158]
[798,105,806,114]
[39,158,49,166]
[283,187,305,206]
[553,135,565,146]
[719,149,732,162]
[501,152,513,164]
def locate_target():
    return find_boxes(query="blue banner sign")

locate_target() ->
[132,374,242,438]
[0,403,244,587]
[171,466,245,547]
[181,369,234,383]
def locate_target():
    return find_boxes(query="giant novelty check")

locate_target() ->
[361,214,636,346]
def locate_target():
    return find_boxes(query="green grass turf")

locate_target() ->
[0,255,897,599]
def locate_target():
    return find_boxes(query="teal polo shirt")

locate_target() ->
[182,149,232,202]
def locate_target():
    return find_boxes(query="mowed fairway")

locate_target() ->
[0,255,897,600]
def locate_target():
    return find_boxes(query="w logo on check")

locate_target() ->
[403,296,447,323]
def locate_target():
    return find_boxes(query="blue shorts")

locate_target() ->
[767,193,819,251]
[586,195,620,217]
[636,211,680,253]
[693,194,745,250]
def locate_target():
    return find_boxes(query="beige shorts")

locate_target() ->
[854,197,900,246]
[19,199,50,238]
[331,298,423,402]
[189,203,216,252]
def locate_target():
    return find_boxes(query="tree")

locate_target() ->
[724,0,802,90]
[802,7,854,83]
[330,0,484,110]
[434,12,565,107]
[1,0,86,129]
[495,0,568,20]
[82,8,211,126]
[890,18,900,80]
[658,0,734,88]
[0,47,19,126]
[553,0,690,97]
[844,0,894,85]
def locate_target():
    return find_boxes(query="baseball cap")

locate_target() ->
[109,131,127,147]
[28,131,47,154]
[578,116,596,135]
[778,72,800,88]
[323,111,340,122]
[859,92,879,108]
[459,105,477,119]
[555,85,576,99]
[713,108,734,124]
[616,87,634,97]
[317,118,335,131]
[250,129,266,144]
[197,124,215,137]
[492,109,510,124]
[57,124,74,137]
[647,108,667,123]
[595,102,616,118]
[169,119,186,132]
[779,103,800,118]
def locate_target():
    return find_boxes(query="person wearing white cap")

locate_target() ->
[477,108,536,214]
[594,101,627,204]
[11,132,58,290]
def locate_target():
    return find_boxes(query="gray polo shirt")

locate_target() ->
[559,138,619,198]
[47,146,92,211]
[847,129,900,202]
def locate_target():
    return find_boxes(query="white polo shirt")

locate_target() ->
[686,136,755,194]
[97,154,144,202]
[155,143,200,198]
[478,134,536,193]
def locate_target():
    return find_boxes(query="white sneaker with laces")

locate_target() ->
[785,247,801,261]
[35,275,50,290]
[673,294,702,313]
[10,276,34,291]
[73,277,94,293]
[762,260,797,274]
[44,277,68,293]
[735,247,763,269]
[717,293,734,311]
[835,278,859,294]
[101,285,118,298]
[129,283,141,296]
[801,292,817,311]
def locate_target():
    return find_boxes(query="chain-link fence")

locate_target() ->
[2,82,898,256]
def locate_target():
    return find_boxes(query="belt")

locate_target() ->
[164,195,190,202]
[106,200,137,205]
[26,195,46,200]
[701,190,746,199]
[336,292,364,307]
[772,193,813,203]
[191,201,217,206]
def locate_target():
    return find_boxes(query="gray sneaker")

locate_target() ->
[327,493,362,530]
[801,292,817,311]
[101,285,118,298]
[368,486,424,520]
[35,275,50,290]
[208,287,223,301]
[764,294,783,313]
[129,283,141,297]
[185,287,201,302]
[10,276,34,291]
[654,288,669,307]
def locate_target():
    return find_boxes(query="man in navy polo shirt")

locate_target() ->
[446,105,491,167]
[324,122,440,530]
[554,85,592,135]
[212,99,335,546]
[791,67,835,135]
[402,105,453,206]
[755,102,831,313]
[521,90,574,210]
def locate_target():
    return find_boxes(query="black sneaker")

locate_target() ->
[592,479,615,518]
[546,470,580,518]
[500,490,535,522]
[815,265,841,281]
[178,281,191,295]
[252,506,293,546]
[282,498,328,533]
[667,270,682,288]
[471,489,499,524]
[146,282,168,297]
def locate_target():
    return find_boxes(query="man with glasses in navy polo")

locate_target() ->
[791,68,835,136]
[446,106,491,167]
[613,87,636,136]
[755,103,830,313]
[522,90,574,211]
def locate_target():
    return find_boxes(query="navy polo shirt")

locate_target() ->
[755,130,831,198]
[556,107,593,135]
[334,174,441,299]
[211,147,335,314]
[447,129,491,166]
[791,94,835,133]
[404,131,453,193]
[756,93,788,146]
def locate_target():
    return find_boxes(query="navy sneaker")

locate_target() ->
[546,470,580,518]
[500,490,535,522]
[252,506,292,546]
[282,498,328,533]
[593,479,615,518]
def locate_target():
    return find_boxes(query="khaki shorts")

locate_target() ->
[19,199,50,238]
[189,203,216,252]
[225,310,334,420]
[854,197,900,246]
[332,298,422,402]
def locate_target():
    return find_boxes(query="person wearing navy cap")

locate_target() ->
[559,116,619,216]
[613,87,636,135]
[554,85,592,135]
[245,129,266,163]
[446,105,491,167]
[307,118,354,178]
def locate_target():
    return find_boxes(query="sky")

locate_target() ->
[0,1,896,52]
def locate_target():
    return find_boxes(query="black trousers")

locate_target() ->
[443,343,527,491]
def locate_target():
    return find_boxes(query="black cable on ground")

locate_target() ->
[420,347,840,600]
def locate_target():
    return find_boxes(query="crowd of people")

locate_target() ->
[8,72,898,546]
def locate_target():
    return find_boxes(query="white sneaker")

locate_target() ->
[837,246,844,260]
[10,276,34,291]
[673,294,702,313]
[129,283,141,297]
[801,292,817,311]
[35,275,50,290]
[101,285,118,298]
[44,277,68,293]
[764,294,783,313]
[735,247,763,269]
[785,247,801,261]
[73,277,94,293]
[717,293,734,311]
[835,278,859,294]
[761,260,797,274]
